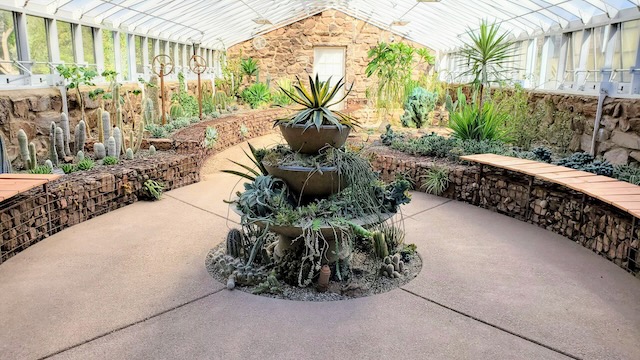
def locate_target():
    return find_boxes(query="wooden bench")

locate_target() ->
[460,154,640,219]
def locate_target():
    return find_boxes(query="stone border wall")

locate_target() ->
[369,146,640,277]
[0,108,288,264]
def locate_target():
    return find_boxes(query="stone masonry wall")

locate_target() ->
[368,146,640,277]
[0,79,211,166]
[228,9,432,110]
[0,108,284,264]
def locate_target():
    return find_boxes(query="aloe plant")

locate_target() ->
[275,74,359,131]
[221,143,268,181]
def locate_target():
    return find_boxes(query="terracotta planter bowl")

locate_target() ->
[279,124,351,154]
[263,163,346,198]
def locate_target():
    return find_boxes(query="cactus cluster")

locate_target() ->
[373,231,389,258]
[210,251,268,287]
[213,92,228,112]
[0,132,12,173]
[74,120,86,153]
[252,270,282,295]
[380,253,408,278]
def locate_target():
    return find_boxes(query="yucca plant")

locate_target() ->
[459,20,515,111]
[449,101,508,142]
[275,74,359,131]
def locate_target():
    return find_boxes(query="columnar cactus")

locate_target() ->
[226,229,243,258]
[113,127,122,159]
[147,75,160,121]
[102,111,111,144]
[380,254,408,278]
[28,142,36,169]
[75,120,86,153]
[149,145,156,155]
[60,112,71,155]
[17,129,33,170]
[106,136,117,157]
[125,148,133,160]
[0,132,12,173]
[93,143,106,160]
[97,107,104,143]
[373,231,388,258]
[44,159,53,171]
[49,122,58,166]
[76,150,85,161]
[55,126,65,159]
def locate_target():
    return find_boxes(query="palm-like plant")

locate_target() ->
[449,101,508,142]
[459,20,515,110]
[275,74,360,131]
[240,58,259,82]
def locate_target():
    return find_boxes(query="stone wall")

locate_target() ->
[368,146,640,277]
[228,9,431,112]
[0,79,211,166]
[0,108,285,264]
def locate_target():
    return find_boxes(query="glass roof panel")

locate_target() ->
[2,0,639,50]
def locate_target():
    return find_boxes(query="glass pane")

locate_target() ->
[103,30,115,72]
[587,26,606,82]
[120,32,128,79]
[82,26,95,66]
[169,42,175,64]
[177,43,183,67]
[620,19,640,83]
[27,15,50,74]
[0,10,19,74]
[135,35,143,73]
[57,21,73,64]
[160,40,166,56]
[147,38,154,64]
[545,34,562,88]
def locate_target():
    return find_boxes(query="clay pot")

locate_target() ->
[278,124,351,154]
[263,163,345,198]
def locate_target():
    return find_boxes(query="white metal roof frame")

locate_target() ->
[2,0,639,51]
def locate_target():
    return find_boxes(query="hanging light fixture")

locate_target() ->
[390,20,410,26]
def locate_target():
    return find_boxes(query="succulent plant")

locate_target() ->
[102,111,111,144]
[17,129,33,170]
[373,231,389,258]
[102,156,118,165]
[94,142,106,160]
[97,107,104,143]
[76,150,84,162]
[113,127,122,159]
[61,163,76,174]
[380,253,408,278]
[76,158,95,171]
[75,120,86,153]
[226,229,243,258]
[60,112,71,155]
[29,165,52,174]
[149,145,156,155]
[125,148,134,160]
[0,132,11,173]
[211,251,268,287]
[44,159,54,171]
[106,136,117,157]
[49,122,58,166]
[55,126,65,159]
[28,142,36,171]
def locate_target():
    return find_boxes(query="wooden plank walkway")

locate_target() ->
[460,154,640,219]
[0,174,61,203]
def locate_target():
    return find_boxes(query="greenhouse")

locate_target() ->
[0,1,639,359]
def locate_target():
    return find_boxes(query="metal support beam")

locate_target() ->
[113,31,122,81]
[72,23,84,64]
[577,29,592,88]
[142,36,149,76]
[556,33,569,89]
[94,28,105,73]
[127,33,136,80]
[14,12,31,79]
[539,36,552,89]
[524,38,537,88]
[48,19,61,64]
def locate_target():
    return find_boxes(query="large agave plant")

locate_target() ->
[275,74,360,131]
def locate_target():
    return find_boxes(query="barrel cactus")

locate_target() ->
[149,145,156,155]
[125,148,134,160]
[226,229,243,258]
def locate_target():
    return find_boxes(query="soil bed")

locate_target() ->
[205,242,422,301]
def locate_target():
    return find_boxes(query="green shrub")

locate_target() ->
[76,158,95,171]
[391,133,457,158]
[554,152,613,176]
[61,163,77,174]
[146,124,166,138]
[449,101,508,142]
[171,72,198,116]
[420,166,450,195]
[241,82,271,109]
[614,164,640,185]
[103,156,118,165]
[400,87,437,128]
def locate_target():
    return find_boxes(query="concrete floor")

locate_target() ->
[1,134,639,360]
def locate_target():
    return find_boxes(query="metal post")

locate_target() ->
[197,72,202,120]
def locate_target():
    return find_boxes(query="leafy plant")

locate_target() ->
[420,167,450,195]
[204,126,219,149]
[391,133,458,158]
[459,20,515,110]
[102,156,118,165]
[400,87,438,128]
[61,163,77,174]
[237,175,288,218]
[142,179,164,200]
[171,72,199,116]
[366,42,435,110]
[146,124,166,138]
[222,143,268,181]
[56,64,100,122]
[241,82,271,109]
[275,74,359,131]
[29,165,52,174]
[271,78,294,106]
[240,58,259,82]
[76,158,95,171]
[449,101,508,141]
